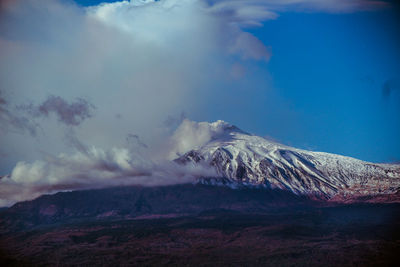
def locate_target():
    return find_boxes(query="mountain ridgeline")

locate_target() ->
[175,120,400,200]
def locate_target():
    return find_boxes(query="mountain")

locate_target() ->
[1,120,399,265]
[175,120,400,200]
[0,184,315,231]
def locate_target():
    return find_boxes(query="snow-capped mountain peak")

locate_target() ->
[175,120,400,200]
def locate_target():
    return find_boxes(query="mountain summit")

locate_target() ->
[174,120,400,200]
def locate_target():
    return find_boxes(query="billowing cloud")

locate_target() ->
[0,0,274,173]
[0,122,218,206]
[0,119,242,206]
[86,0,271,62]
[165,119,246,159]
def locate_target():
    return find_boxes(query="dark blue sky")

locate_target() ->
[72,0,400,163]
[248,9,400,162]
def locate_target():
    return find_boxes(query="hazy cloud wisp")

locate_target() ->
[21,95,95,126]
[0,91,39,136]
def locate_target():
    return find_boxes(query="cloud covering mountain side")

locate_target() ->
[0,144,217,207]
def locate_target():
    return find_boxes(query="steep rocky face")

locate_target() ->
[176,121,400,199]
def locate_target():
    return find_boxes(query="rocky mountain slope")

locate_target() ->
[175,120,400,199]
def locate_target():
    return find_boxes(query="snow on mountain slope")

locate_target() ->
[174,120,400,199]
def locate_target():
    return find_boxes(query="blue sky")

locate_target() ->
[248,9,400,162]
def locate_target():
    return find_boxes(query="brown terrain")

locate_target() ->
[0,184,399,266]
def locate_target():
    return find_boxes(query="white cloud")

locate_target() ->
[207,0,388,20]
[166,119,241,159]
[0,132,217,206]
[0,118,243,206]
[0,0,272,169]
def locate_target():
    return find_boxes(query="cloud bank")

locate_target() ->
[0,118,246,206]
[0,121,219,207]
